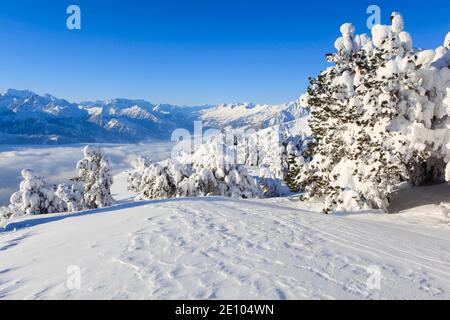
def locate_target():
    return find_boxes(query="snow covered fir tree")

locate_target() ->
[76,146,114,209]
[55,181,85,213]
[134,162,177,200]
[0,169,59,220]
[290,12,450,213]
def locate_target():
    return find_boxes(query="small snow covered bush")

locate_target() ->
[297,13,450,213]
[258,164,287,198]
[1,169,59,218]
[128,157,187,201]
[135,163,177,200]
[177,142,261,198]
[127,156,152,194]
[0,207,13,223]
[56,181,85,212]
[77,146,114,209]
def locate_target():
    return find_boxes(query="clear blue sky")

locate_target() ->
[0,0,449,105]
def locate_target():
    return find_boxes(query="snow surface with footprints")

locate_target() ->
[1,173,450,299]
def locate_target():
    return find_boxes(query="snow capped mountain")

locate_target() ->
[0,89,85,119]
[0,89,309,144]
[200,100,308,130]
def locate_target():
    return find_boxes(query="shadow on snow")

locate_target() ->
[0,196,318,234]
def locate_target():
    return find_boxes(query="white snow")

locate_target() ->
[199,101,308,131]
[1,172,450,299]
[390,12,404,33]
[445,32,450,49]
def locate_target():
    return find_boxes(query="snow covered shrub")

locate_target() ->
[56,181,84,212]
[297,13,450,213]
[284,135,315,193]
[0,206,14,222]
[177,142,262,199]
[167,159,193,185]
[284,154,303,193]
[1,169,59,218]
[134,163,177,200]
[127,156,152,194]
[178,168,219,197]
[76,146,114,209]
[237,124,311,182]
[128,157,193,201]
[257,163,287,198]
[128,140,261,200]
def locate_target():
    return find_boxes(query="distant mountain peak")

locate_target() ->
[0,88,309,145]
[4,88,37,99]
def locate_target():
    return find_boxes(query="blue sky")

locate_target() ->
[0,0,449,105]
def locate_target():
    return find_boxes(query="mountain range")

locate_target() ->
[0,89,308,144]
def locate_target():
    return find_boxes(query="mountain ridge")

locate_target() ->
[0,89,308,145]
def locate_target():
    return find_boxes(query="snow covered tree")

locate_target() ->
[127,156,152,194]
[135,163,177,200]
[238,123,310,182]
[176,141,261,199]
[296,13,443,212]
[285,154,302,192]
[128,157,193,201]
[283,135,315,193]
[76,146,114,209]
[2,169,59,218]
[167,158,193,186]
[246,134,261,166]
[56,181,84,212]
[178,168,218,197]
[257,163,286,198]
[0,206,13,222]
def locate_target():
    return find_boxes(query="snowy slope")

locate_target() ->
[1,173,450,299]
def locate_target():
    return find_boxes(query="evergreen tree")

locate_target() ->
[285,154,302,192]
[296,14,435,212]
[77,146,114,209]
[56,181,84,212]
[127,156,152,194]
[2,169,59,217]
[177,142,261,199]
[135,163,177,200]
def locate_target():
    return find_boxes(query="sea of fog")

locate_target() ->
[0,142,174,206]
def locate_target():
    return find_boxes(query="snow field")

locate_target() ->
[1,177,450,299]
